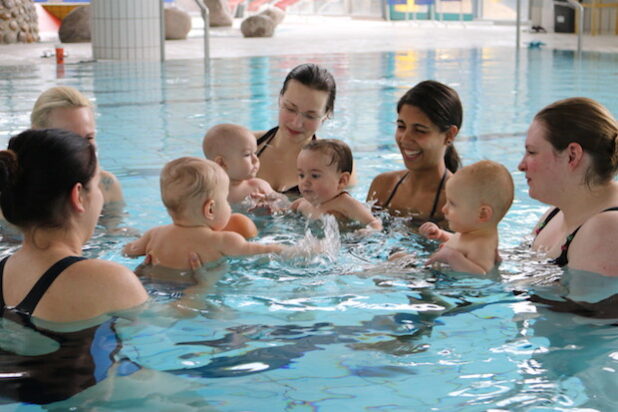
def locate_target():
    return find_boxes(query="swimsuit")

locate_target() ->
[378,170,448,223]
[534,207,618,266]
[256,126,317,195]
[0,255,139,404]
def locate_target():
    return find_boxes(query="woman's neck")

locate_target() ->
[21,227,84,257]
[406,163,448,190]
[273,127,313,150]
[555,180,618,227]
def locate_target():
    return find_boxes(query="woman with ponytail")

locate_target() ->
[367,80,462,228]
[0,129,148,404]
[519,97,618,276]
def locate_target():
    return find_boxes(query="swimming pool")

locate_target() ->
[1,48,618,410]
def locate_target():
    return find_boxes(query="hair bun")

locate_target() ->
[0,149,18,191]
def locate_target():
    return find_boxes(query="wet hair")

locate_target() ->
[534,97,618,185]
[30,86,92,129]
[202,123,254,159]
[280,63,336,117]
[160,157,226,219]
[0,128,97,230]
[301,139,353,174]
[397,80,463,173]
[452,160,514,222]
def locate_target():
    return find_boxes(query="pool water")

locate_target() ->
[1,48,618,410]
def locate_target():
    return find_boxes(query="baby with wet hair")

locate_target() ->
[418,160,514,274]
[123,157,284,270]
[203,123,288,211]
[291,139,382,231]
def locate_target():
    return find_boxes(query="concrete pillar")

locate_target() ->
[91,0,163,61]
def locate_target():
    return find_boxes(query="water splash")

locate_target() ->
[280,215,341,265]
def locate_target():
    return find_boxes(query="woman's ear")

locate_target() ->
[70,183,86,213]
[444,125,459,145]
[478,204,493,223]
[337,172,351,190]
[566,142,584,169]
[202,199,216,220]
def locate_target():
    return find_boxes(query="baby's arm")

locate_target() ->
[419,222,452,243]
[425,246,488,275]
[219,231,284,257]
[342,197,382,230]
[123,230,153,257]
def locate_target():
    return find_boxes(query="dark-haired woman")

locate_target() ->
[254,63,337,194]
[0,129,147,404]
[519,97,618,276]
[367,80,462,228]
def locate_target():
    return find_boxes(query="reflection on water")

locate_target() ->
[1,48,618,409]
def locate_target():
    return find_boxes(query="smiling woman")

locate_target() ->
[366,80,462,228]
[519,97,618,276]
[254,63,336,195]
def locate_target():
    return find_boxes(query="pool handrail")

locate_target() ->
[193,0,211,64]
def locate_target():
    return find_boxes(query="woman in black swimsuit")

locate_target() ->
[254,63,336,195]
[0,129,148,403]
[519,97,618,276]
[367,80,462,228]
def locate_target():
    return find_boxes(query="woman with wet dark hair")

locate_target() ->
[519,97,618,276]
[367,80,462,227]
[254,63,337,195]
[0,128,147,404]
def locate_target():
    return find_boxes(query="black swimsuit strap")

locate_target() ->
[428,170,448,220]
[383,172,409,209]
[534,207,561,236]
[550,207,618,267]
[0,256,8,309]
[256,127,279,157]
[17,256,87,315]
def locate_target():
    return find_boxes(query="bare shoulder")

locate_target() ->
[570,210,618,276]
[254,130,267,139]
[99,169,124,204]
[65,259,147,309]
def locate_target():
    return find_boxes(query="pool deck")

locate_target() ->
[1,14,617,65]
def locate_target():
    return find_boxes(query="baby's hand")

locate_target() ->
[122,242,138,257]
[419,222,441,240]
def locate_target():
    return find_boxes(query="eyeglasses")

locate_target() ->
[279,102,326,122]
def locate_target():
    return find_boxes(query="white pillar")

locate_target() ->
[91,0,163,61]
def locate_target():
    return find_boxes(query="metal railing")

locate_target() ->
[193,0,211,64]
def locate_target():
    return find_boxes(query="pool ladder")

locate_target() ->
[193,0,211,64]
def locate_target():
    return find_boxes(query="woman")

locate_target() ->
[367,80,462,227]
[31,86,124,210]
[0,129,148,404]
[255,63,336,194]
[518,97,618,277]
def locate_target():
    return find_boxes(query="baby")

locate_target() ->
[203,123,287,210]
[123,157,284,270]
[419,160,514,274]
[291,139,382,231]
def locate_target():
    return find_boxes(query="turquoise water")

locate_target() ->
[1,48,618,410]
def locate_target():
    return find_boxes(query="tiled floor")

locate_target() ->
[1,14,617,66]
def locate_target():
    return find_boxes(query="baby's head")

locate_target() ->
[160,157,231,229]
[297,139,352,204]
[202,124,259,182]
[443,160,514,232]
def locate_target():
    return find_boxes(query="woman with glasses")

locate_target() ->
[254,63,336,195]
[367,80,462,228]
